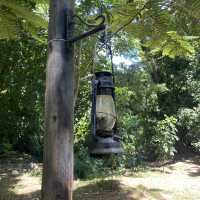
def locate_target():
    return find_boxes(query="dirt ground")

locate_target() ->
[0,153,200,200]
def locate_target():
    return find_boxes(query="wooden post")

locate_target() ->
[42,0,74,200]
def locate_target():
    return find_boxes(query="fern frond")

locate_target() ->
[0,12,19,39]
[0,0,48,28]
[0,0,48,40]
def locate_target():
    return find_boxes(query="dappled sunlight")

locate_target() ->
[0,172,41,200]
[0,153,42,200]
[1,155,200,199]
[125,158,200,200]
[13,174,41,195]
[187,166,200,177]
[74,179,168,200]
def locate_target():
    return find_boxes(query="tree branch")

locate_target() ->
[111,1,149,37]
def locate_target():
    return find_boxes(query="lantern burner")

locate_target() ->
[90,136,122,155]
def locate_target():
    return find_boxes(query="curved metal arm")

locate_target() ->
[73,15,105,27]
[67,15,106,43]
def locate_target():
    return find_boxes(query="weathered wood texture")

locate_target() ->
[42,0,74,200]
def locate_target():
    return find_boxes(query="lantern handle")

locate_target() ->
[101,28,115,85]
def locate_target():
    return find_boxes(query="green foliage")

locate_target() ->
[0,143,13,154]
[186,54,200,104]
[177,105,200,152]
[74,115,90,149]
[0,36,46,159]
[0,0,47,40]
[74,148,102,179]
[108,0,200,58]
[119,113,144,167]
[146,55,200,155]
[150,31,196,58]
[1,0,200,180]
[152,116,178,159]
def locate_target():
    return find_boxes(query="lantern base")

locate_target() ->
[90,136,123,155]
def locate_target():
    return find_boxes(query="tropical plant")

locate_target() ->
[0,0,48,40]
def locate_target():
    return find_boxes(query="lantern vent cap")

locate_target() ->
[95,71,113,78]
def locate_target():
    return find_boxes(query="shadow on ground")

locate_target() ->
[1,153,200,200]
[0,153,41,200]
[0,191,41,200]
[74,179,167,200]
[0,170,41,200]
[185,156,200,177]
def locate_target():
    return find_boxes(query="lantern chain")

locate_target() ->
[107,38,115,85]
[98,0,115,81]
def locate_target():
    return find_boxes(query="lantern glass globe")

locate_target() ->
[96,94,116,134]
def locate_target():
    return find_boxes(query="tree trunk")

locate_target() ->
[42,0,74,200]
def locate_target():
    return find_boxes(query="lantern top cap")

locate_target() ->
[95,71,112,78]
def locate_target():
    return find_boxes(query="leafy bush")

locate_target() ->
[74,147,109,179]
[74,148,95,179]
[74,115,90,149]
[0,143,13,154]
[152,116,178,159]
[0,38,45,159]
[119,113,144,168]
[177,105,200,152]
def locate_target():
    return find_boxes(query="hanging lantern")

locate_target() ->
[90,71,123,155]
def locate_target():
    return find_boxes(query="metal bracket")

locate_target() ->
[67,15,106,43]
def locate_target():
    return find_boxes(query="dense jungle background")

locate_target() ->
[0,0,200,182]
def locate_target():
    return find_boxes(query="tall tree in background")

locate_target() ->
[42,0,74,200]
